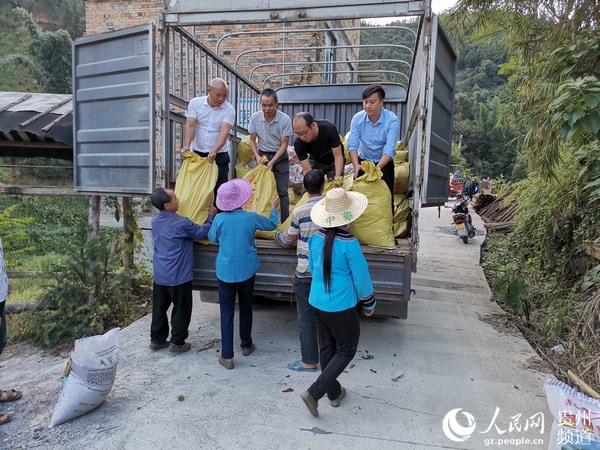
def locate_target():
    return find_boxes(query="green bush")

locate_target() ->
[27,227,152,349]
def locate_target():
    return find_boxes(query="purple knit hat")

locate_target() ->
[216,178,253,211]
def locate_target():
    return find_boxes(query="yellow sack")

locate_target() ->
[278,192,309,234]
[349,161,395,247]
[289,185,302,206]
[174,151,218,225]
[237,136,255,165]
[339,133,351,164]
[395,140,406,152]
[394,161,410,194]
[343,131,353,164]
[393,197,410,238]
[394,149,409,163]
[243,164,279,239]
[235,162,252,178]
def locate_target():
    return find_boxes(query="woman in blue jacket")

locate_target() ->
[300,188,376,417]
[209,178,280,370]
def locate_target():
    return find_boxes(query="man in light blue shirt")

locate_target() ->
[348,84,400,197]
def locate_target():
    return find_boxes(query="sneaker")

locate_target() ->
[330,387,346,407]
[219,357,234,370]
[149,341,169,351]
[241,343,255,356]
[169,342,191,353]
[300,391,319,417]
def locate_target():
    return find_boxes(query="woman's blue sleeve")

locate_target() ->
[345,239,374,300]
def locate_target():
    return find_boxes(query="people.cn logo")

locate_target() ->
[442,408,477,442]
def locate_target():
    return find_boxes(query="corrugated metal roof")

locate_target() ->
[0,92,73,160]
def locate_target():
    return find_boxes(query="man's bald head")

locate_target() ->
[208,78,229,107]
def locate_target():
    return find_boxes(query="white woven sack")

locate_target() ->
[49,328,120,427]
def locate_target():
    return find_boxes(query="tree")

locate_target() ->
[451,0,599,179]
[4,7,72,94]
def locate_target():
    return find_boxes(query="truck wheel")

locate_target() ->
[462,236,468,244]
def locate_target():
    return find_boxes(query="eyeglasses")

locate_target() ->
[295,128,311,138]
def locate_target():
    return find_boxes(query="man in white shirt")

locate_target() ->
[182,78,236,195]
[248,89,293,221]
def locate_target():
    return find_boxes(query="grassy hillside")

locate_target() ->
[0,0,84,92]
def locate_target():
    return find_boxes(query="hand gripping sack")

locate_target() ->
[243,164,279,239]
[350,161,395,247]
[50,328,120,427]
[175,151,218,225]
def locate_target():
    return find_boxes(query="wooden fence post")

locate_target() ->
[86,195,101,303]
[123,197,135,269]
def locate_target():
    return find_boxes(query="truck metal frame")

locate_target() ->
[72,0,456,319]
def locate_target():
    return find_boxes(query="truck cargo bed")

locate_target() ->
[192,238,411,319]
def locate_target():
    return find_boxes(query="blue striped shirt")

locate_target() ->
[275,196,323,277]
[0,236,9,302]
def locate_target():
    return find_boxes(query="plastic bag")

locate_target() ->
[349,161,395,247]
[175,151,218,225]
[545,379,600,449]
[50,328,120,427]
[243,164,279,239]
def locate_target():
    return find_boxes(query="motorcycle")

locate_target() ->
[451,194,476,244]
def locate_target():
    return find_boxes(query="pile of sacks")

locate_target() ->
[175,138,412,248]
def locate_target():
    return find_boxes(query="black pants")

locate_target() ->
[307,306,360,401]
[194,151,230,198]
[151,281,193,346]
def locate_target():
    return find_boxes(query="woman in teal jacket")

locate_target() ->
[209,178,280,370]
[300,188,376,417]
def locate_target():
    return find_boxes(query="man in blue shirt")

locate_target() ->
[347,84,400,197]
[150,188,216,353]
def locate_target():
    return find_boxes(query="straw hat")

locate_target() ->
[310,188,368,228]
[216,178,253,211]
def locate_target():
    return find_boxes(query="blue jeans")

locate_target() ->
[217,275,255,359]
[0,300,6,354]
[293,276,318,364]
[308,306,360,401]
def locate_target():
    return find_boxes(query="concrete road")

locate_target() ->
[1,204,552,449]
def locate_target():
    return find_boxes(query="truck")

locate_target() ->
[72,0,456,319]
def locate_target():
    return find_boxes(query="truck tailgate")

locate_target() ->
[192,239,411,319]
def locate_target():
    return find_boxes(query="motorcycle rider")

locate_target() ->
[453,191,474,231]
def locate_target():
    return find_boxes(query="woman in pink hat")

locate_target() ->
[208,178,280,369]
